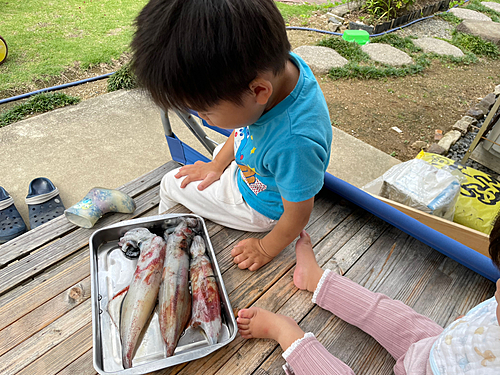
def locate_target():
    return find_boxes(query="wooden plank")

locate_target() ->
[17,323,93,375]
[0,250,89,331]
[0,299,91,375]
[0,247,88,322]
[0,161,180,266]
[372,194,490,258]
[0,184,162,294]
[0,277,91,356]
[57,349,97,375]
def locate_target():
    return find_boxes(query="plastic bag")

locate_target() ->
[363,158,463,221]
[416,151,500,235]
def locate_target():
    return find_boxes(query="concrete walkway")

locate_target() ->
[0,89,399,228]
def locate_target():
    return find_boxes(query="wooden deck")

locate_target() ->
[0,160,496,375]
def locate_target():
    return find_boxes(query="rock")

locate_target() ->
[438,130,462,152]
[329,3,361,17]
[326,12,344,23]
[328,23,341,32]
[411,141,428,150]
[361,43,413,66]
[495,84,500,96]
[481,93,496,111]
[452,119,470,135]
[466,107,485,120]
[456,20,500,47]
[329,17,342,25]
[412,37,464,57]
[482,2,500,13]
[293,46,348,75]
[449,8,492,21]
[427,143,447,155]
[349,21,374,34]
[461,116,478,126]
[476,102,490,116]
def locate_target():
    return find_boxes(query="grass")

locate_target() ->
[0,93,80,127]
[318,33,483,80]
[0,0,149,94]
[451,31,500,58]
[0,1,335,97]
[276,1,340,22]
[465,0,500,22]
[107,63,136,92]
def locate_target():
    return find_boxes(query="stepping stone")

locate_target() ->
[293,46,348,75]
[361,43,413,66]
[413,37,464,57]
[456,20,500,46]
[482,2,500,12]
[449,8,492,21]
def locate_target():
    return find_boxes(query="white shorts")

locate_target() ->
[159,144,276,232]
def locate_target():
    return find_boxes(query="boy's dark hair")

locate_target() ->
[489,213,500,269]
[131,0,291,112]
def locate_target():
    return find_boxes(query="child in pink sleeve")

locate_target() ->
[237,229,500,374]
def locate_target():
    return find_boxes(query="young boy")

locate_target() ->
[131,0,332,271]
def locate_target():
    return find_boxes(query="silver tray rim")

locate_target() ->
[89,213,237,375]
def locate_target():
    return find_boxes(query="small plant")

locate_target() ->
[317,37,370,62]
[0,93,80,127]
[451,31,500,59]
[465,0,500,23]
[390,151,398,157]
[364,0,416,21]
[107,63,137,92]
[437,12,462,25]
[371,34,421,53]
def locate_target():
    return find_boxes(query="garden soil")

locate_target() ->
[2,13,500,162]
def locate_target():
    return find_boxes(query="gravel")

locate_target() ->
[394,17,455,39]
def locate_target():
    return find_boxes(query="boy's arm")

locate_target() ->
[231,197,314,271]
[175,130,235,189]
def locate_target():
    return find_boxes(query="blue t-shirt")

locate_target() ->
[234,52,332,220]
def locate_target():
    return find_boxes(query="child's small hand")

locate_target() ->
[231,238,274,271]
[175,160,225,189]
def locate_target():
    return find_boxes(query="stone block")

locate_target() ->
[411,141,428,150]
[467,107,485,120]
[438,130,462,152]
[456,20,500,47]
[495,84,500,96]
[361,43,413,66]
[461,116,478,126]
[452,119,470,135]
[481,92,496,111]
[427,143,447,155]
[293,46,348,75]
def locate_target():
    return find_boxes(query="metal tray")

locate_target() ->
[89,214,237,374]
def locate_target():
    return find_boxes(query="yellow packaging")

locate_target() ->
[416,151,500,234]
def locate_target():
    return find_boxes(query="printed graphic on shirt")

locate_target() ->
[234,127,268,196]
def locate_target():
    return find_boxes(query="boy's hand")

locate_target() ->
[175,160,225,190]
[231,238,274,271]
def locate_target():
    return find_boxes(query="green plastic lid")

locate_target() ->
[342,30,370,46]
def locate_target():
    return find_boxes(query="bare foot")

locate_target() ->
[237,307,305,351]
[293,230,323,292]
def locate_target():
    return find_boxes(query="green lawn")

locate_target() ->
[0,1,334,96]
[0,0,148,94]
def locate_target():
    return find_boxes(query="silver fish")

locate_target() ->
[116,228,166,369]
[158,219,197,356]
[189,235,221,345]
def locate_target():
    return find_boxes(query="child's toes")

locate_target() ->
[238,308,255,319]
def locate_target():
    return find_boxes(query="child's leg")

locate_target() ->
[158,160,275,232]
[237,307,355,375]
[294,232,443,364]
